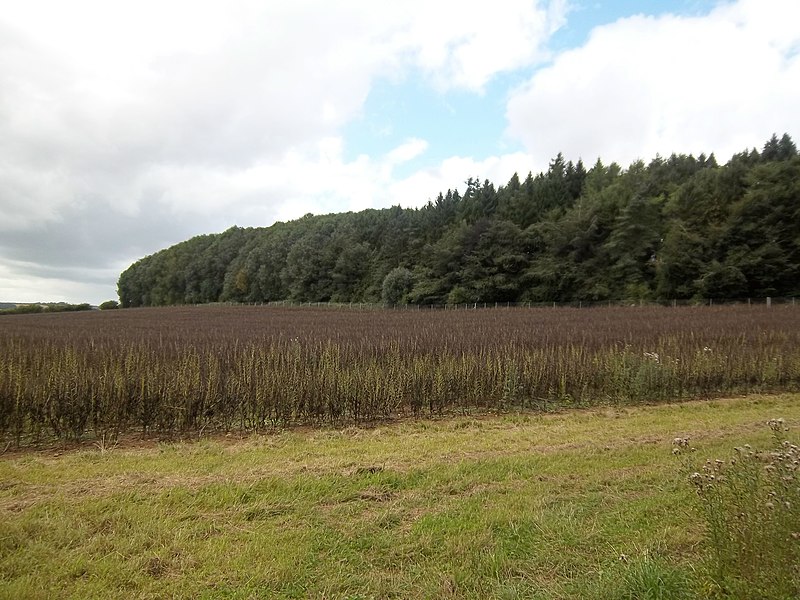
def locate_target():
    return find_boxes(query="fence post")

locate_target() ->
[767,297,772,308]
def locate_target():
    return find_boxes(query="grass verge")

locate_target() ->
[1,394,799,599]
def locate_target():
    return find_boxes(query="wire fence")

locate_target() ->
[212,296,799,312]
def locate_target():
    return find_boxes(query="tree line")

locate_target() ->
[118,133,799,307]
[0,303,94,316]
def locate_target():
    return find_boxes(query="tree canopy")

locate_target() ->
[118,134,799,307]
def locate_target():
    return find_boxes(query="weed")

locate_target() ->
[606,552,695,600]
[682,420,800,599]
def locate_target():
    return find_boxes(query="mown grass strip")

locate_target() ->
[1,394,798,599]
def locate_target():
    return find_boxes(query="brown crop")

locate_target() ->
[1,304,799,447]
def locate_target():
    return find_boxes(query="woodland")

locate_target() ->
[117,133,799,307]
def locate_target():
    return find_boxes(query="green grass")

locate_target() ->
[2,394,799,599]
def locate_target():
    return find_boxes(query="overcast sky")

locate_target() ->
[1,0,798,304]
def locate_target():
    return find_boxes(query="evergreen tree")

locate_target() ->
[117,134,800,307]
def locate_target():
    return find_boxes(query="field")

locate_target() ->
[1,304,799,446]
[1,394,799,598]
[2,304,800,597]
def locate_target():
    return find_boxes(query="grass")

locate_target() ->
[1,394,799,599]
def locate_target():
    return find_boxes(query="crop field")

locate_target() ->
[1,303,799,447]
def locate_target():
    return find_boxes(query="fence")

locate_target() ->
[213,296,799,312]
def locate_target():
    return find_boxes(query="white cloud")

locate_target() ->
[0,0,563,208]
[506,0,800,166]
[0,1,565,302]
[384,0,568,90]
[0,258,120,304]
[6,0,797,308]
[386,138,429,166]
[384,152,538,208]
[169,137,533,222]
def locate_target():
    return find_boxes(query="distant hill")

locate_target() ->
[118,133,800,307]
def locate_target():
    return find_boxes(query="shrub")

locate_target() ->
[381,267,414,306]
[683,420,800,599]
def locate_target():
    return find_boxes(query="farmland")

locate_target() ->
[1,303,799,447]
[2,304,800,598]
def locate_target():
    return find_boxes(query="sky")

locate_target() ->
[1,0,798,305]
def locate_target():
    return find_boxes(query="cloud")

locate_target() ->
[506,0,800,167]
[384,152,537,208]
[386,138,429,166]
[384,0,568,90]
[7,0,798,307]
[0,260,116,304]
[0,0,564,303]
